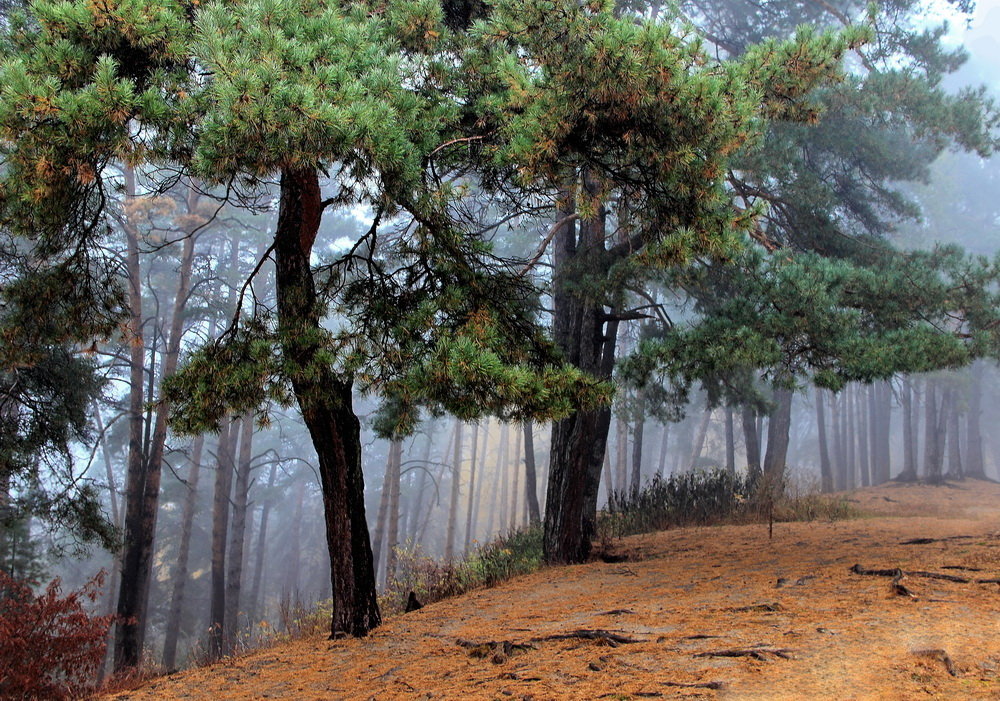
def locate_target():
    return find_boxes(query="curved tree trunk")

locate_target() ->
[274,167,379,637]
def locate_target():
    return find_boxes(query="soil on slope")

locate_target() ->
[107,480,1000,700]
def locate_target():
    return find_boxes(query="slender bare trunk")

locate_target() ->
[162,435,205,670]
[522,421,541,525]
[444,419,463,562]
[224,413,254,651]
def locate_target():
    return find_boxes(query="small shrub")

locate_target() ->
[601,469,754,538]
[0,570,115,700]
[381,527,544,615]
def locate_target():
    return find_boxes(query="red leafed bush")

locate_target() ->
[0,570,115,700]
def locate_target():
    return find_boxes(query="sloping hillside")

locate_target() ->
[107,481,1000,699]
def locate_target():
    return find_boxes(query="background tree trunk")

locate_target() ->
[444,419,463,562]
[522,421,541,525]
[762,388,793,481]
[816,389,833,493]
[208,417,237,660]
[742,407,761,476]
[966,363,987,479]
[162,435,205,670]
[223,413,255,652]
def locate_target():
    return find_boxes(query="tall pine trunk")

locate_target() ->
[114,169,150,671]
[273,167,378,637]
[544,173,621,564]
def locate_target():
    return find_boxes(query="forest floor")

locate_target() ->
[104,480,1000,700]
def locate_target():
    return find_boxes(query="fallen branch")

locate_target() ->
[661,681,725,690]
[731,602,781,613]
[900,535,975,545]
[850,564,970,583]
[694,646,794,660]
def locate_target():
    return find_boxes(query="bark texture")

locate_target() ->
[274,167,379,637]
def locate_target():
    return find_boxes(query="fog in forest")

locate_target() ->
[4,0,1000,686]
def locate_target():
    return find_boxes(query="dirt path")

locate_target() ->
[107,481,1000,700]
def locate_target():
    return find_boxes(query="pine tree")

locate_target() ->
[0,0,609,659]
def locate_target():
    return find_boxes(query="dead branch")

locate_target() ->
[850,564,970,583]
[660,681,725,690]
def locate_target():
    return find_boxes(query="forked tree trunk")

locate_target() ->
[274,167,378,637]
[543,174,622,565]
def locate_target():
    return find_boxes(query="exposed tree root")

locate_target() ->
[531,629,646,646]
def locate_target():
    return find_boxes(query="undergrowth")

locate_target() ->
[599,468,856,540]
[379,526,543,616]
